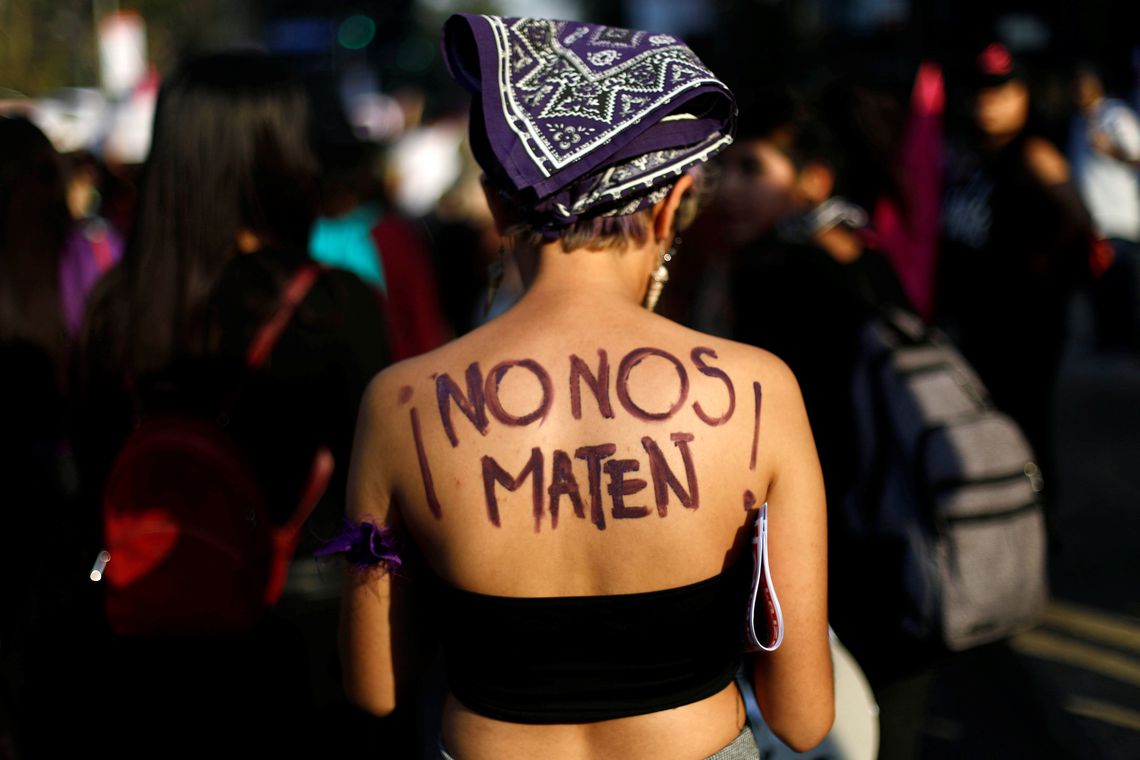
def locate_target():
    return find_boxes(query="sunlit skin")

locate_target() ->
[973,78,1072,185]
[341,177,835,758]
[422,349,712,531]
[1074,71,1103,113]
[1072,71,1132,161]
[715,138,798,248]
[975,79,1030,148]
[715,136,858,263]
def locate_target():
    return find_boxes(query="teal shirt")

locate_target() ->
[309,202,386,291]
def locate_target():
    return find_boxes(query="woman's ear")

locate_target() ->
[480,176,511,235]
[653,173,695,244]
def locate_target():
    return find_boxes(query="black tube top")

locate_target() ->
[432,560,750,724]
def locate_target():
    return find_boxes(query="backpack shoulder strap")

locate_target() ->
[265,446,334,604]
[245,263,322,370]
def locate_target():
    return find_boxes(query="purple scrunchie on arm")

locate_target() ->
[315,518,402,575]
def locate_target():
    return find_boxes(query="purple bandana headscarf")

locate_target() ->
[441,14,736,238]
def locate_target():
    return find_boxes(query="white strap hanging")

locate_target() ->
[746,503,785,652]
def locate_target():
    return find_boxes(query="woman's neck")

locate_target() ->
[515,238,657,310]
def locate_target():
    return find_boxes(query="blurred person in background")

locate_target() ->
[718,101,909,520]
[368,178,452,360]
[337,14,833,760]
[0,120,122,357]
[422,119,515,335]
[309,135,388,291]
[77,50,390,547]
[713,102,916,758]
[19,51,391,758]
[937,43,1093,507]
[60,149,125,336]
[309,112,450,360]
[0,116,109,756]
[1068,63,1140,352]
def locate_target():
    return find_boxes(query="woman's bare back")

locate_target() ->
[368,296,786,591]
[344,292,831,758]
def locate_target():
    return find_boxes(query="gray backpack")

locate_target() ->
[845,308,1048,651]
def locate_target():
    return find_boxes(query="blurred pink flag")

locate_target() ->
[870,62,944,320]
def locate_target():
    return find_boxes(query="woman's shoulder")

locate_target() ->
[1021,136,1070,186]
[670,324,803,392]
[358,339,454,413]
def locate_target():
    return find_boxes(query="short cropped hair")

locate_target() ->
[501,173,703,254]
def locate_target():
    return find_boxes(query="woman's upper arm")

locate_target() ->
[340,372,407,716]
[751,359,835,751]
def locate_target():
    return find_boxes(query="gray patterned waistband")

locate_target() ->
[705,726,760,760]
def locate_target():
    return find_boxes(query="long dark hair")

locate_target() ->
[108,51,319,375]
[0,117,71,363]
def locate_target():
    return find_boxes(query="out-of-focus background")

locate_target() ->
[6,1,1138,224]
[2,2,1139,759]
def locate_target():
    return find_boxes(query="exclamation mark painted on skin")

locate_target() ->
[411,407,443,519]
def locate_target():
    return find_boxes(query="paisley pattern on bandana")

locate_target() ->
[572,133,726,217]
[492,18,717,174]
[442,14,735,236]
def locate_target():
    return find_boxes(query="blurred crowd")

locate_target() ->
[2,10,1140,760]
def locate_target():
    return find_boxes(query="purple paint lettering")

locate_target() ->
[605,459,650,519]
[547,449,586,529]
[750,382,763,471]
[641,432,699,516]
[410,408,443,519]
[691,347,735,426]
[436,363,488,448]
[569,350,614,420]
[574,443,617,530]
[398,385,413,405]
[743,490,757,511]
[615,347,689,422]
[484,359,554,427]
[481,448,545,531]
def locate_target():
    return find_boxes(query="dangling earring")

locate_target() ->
[644,236,679,312]
[485,242,505,318]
